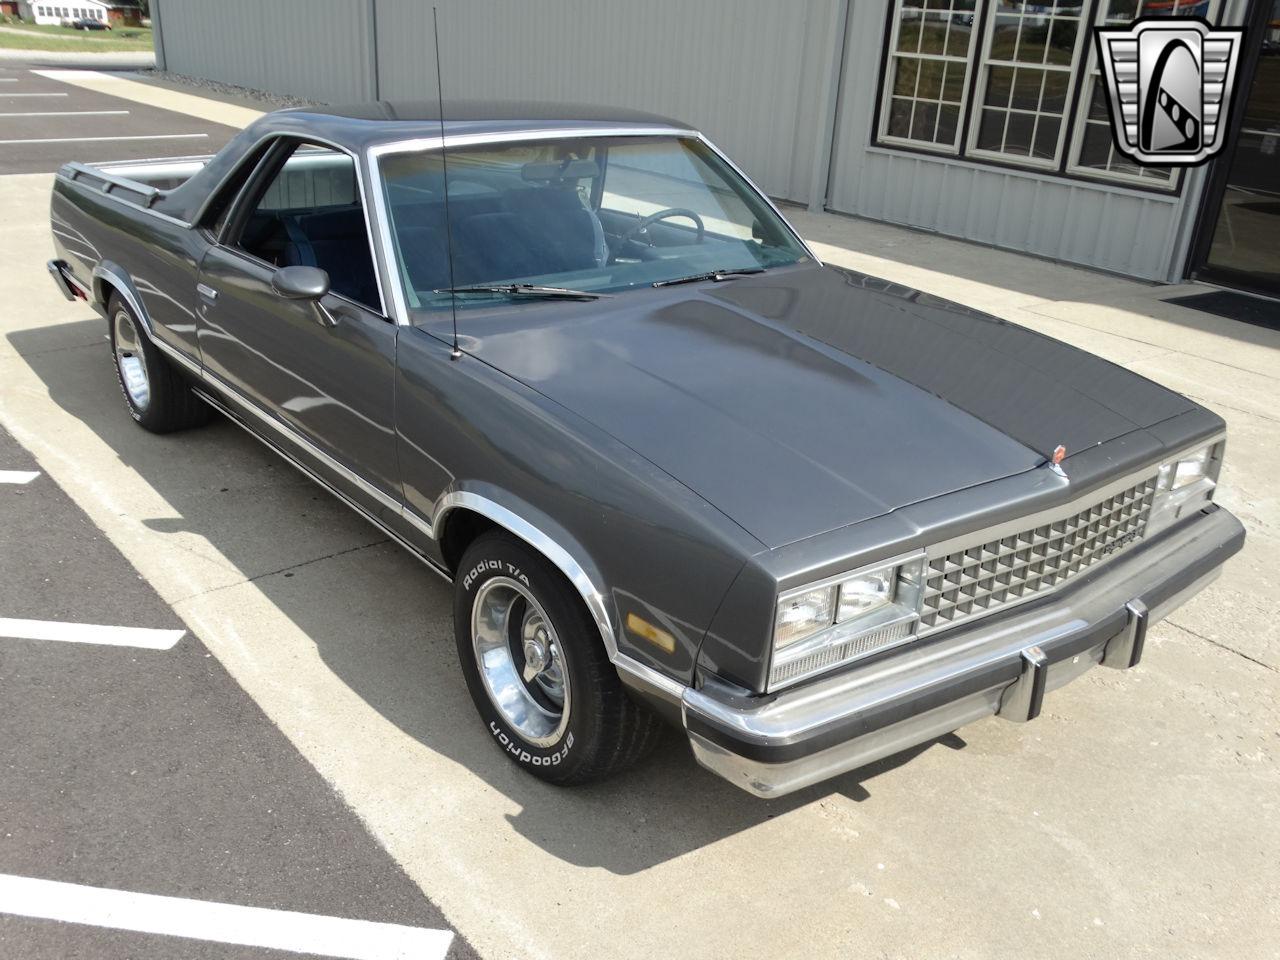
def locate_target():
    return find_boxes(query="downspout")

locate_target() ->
[807,0,852,213]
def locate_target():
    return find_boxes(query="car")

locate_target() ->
[46,102,1245,797]
[69,17,111,29]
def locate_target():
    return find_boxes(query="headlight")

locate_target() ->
[770,557,924,689]
[1149,441,1221,534]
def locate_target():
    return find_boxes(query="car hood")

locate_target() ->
[460,263,1194,548]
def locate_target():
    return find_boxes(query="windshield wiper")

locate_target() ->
[437,283,608,300]
[652,267,765,288]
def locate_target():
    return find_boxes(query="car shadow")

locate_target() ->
[9,316,971,875]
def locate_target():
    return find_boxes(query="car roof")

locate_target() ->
[264,100,693,150]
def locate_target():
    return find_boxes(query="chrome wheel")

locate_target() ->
[471,576,570,747]
[113,309,150,411]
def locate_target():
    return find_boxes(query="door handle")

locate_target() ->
[196,283,218,302]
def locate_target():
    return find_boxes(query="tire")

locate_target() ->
[107,293,210,434]
[454,532,663,785]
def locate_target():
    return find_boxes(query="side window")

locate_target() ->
[232,143,382,312]
[200,139,276,239]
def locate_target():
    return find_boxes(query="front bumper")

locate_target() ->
[681,506,1245,798]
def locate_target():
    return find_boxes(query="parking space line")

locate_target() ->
[0,470,40,484]
[0,874,455,960]
[0,110,130,117]
[0,133,209,145]
[0,92,69,97]
[0,618,185,650]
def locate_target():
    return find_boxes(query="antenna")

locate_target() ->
[433,6,461,361]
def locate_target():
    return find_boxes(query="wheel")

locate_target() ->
[454,532,663,785]
[108,293,210,433]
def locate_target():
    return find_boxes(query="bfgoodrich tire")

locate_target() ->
[454,532,663,785]
[107,293,210,434]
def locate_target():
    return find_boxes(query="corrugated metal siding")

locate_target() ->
[825,0,1187,281]
[371,0,829,200]
[155,0,374,104]
[155,0,839,203]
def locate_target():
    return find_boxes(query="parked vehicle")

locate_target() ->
[69,17,111,29]
[47,103,1244,796]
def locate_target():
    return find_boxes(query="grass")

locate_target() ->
[0,19,153,51]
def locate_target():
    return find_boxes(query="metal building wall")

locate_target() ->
[152,0,840,203]
[152,0,376,104]
[823,0,1198,281]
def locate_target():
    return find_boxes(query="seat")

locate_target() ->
[502,187,609,272]
[453,212,547,284]
[281,207,380,309]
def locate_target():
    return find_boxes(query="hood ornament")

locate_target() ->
[1049,445,1068,478]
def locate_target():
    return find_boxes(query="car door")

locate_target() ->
[195,139,401,520]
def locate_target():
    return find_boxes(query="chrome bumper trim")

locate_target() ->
[681,507,1243,798]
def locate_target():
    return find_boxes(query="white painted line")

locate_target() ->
[0,618,185,650]
[0,470,39,484]
[0,92,69,97]
[0,874,454,960]
[0,110,129,117]
[0,78,17,82]
[0,133,208,145]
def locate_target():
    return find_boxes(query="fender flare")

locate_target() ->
[428,487,686,704]
[92,262,154,337]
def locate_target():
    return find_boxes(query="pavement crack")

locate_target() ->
[170,537,392,605]
[1167,619,1279,673]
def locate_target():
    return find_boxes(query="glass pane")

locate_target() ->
[942,60,967,103]
[986,65,1015,106]
[1086,76,1110,121]
[897,14,923,53]
[977,108,1006,150]
[380,136,809,313]
[937,104,961,144]
[1016,18,1047,65]
[888,97,914,137]
[918,59,944,99]
[945,14,974,57]
[1005,112,1034,155]
[1076,122,1114,168]
[1012,67,1044,111]
[1047,18,1077,65]
[893,57,920,97]
[925,0,948,10]
[918,14,949,54]
[1033,116,1060,158]
[1107,0,1140,21]
[910,101,939,140]
[1041,70,1069,114]
[990,14,1020,59]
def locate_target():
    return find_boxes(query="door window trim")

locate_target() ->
[216,134,390,317]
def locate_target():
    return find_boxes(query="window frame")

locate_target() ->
[876,2,983,155]
[216,135,389,317]
[870,0,1224,194]
[1063,0,1222,188]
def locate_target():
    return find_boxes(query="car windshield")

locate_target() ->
[376,135,809,313]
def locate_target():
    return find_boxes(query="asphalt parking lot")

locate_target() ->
[0,62,233,174]
[1,62,1277,960]
[0,62,470,960]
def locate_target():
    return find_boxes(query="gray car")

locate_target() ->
[46,102,1245,797]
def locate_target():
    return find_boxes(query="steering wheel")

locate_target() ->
[619,208,706,247]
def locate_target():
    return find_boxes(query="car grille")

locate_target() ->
[917,476,1159,633]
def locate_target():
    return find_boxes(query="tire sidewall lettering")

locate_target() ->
[489,720,573,766]
[462,558,531,592]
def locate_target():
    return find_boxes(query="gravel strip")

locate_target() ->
[135,69,322,109]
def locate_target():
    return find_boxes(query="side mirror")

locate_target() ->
[271,265,330,301]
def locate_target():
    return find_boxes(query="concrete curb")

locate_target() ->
[0,48,154,67]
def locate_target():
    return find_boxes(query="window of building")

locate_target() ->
[875,0,1221,189]
[880,0,981,150]
[1066,0,1218,185]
